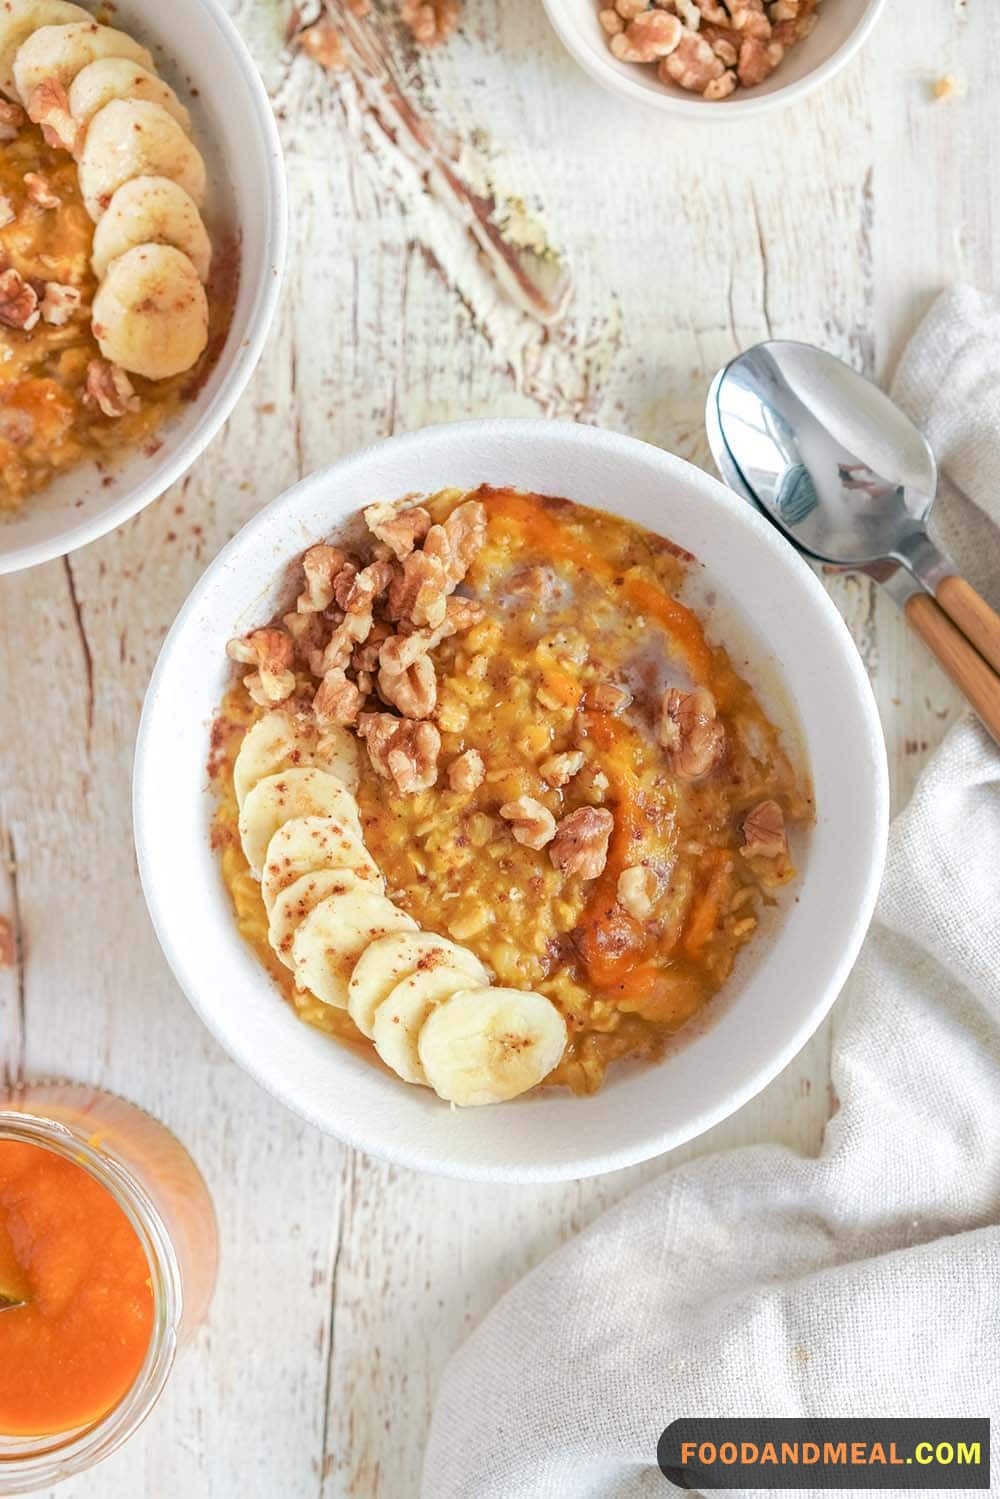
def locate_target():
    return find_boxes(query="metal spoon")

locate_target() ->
[708,341,1000,744]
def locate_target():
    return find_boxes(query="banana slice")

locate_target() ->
[268,869,367,970]
[0,3,90,99]
[91,177,210,282]
[374,968,490,1086]
[14,21,153,106]
[234,709,360,809]
[347,932,487,1039]
[91,243,207,379]
[78,99,205,220]
[239,768,361,879]
[261,815,381,914]
[69,59,191,133]
[417,987,568,1107]
[292,888,417,1010]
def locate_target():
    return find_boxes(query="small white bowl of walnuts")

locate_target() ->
[541,0,886,115]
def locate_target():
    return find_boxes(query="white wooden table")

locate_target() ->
[1,0,993,1493]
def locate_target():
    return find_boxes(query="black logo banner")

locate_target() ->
[657,1418,990,1489]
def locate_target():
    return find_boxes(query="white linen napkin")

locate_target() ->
[421,287,1000,1498]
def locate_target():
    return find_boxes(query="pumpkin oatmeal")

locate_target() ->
[211,487,812,1105]
[0,10,231,510]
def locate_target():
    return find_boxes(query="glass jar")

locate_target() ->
[0,1083,217,1492]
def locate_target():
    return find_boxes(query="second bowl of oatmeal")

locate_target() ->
[0,0,285,574]
[541,0,886,116]
[135,419,887,1182]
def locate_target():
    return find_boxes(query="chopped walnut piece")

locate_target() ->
[335,558,394,614]
[314,668,363,726]
[612,9,682,61]
[364,500,432,560]
[26,79,77,152]
[24,173,59,209]
[297,545,347,613]
[227,627,296,705]
[379,595,483,674]
[0,268,39,331]
[599,8,624,32]
[659,686,725,779]
[585,681,632,714]
[297,16,345,70]
[283,608,328,665]
[378,653,437,718]
[388,549,449,629]
[352,618,392,675]
[448,748,485,793]
[40,282,83,326]
[358,713,440,792]
[617,864,659,920]
[737,35,783,86]
[660,30,725,89]
[549,806,614,881]
[82,359,139,418]
[703,69,737,99]
[539,749,585,787]
[311,609,373,676]
[0,99,24,144]
[741,799,787,859]
[499,796,557,851]
[0,196,14,229]
[400,0,459,46]
[441,499,486,581]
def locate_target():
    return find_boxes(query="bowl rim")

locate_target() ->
[0,0,289,576]
[539,0,887,119]
[134,418,889,1182]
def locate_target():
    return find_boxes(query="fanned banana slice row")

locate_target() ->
[417,987,568,1107]
[373,967,491,1087]
[261,815,381,914]
[239,768,362,880]
[347,932,488,1039]
[268,870,369,970]
[0,2,91,99]
[68,58,191,132]
[234,709,360,809]
[91,243,207,380]
[78,98,205,220]
[13,20,152,107]
[91,176,210,282]
[292,888,418,1010]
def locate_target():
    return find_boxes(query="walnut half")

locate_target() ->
[549,806,614,880]
[0,268,39,331]
[660,686,725,780]
[358,712,440,793]
[499,796,556,851]
[741,799,787,860]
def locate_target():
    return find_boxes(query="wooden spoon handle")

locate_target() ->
[935,574,1000,678]
[906,592,1000,746]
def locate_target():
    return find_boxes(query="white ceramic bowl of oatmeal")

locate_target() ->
[541,0,887,117]
[0,0,286,575]
[135,418,888,1182]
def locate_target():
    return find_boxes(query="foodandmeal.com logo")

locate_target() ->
[657,1418,990,1489]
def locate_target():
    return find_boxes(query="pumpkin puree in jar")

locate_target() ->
[0,1141,153,1436]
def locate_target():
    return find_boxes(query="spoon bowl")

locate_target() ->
[713,341,939,569]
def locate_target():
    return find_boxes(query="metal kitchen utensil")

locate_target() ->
[706,344,1000,743]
